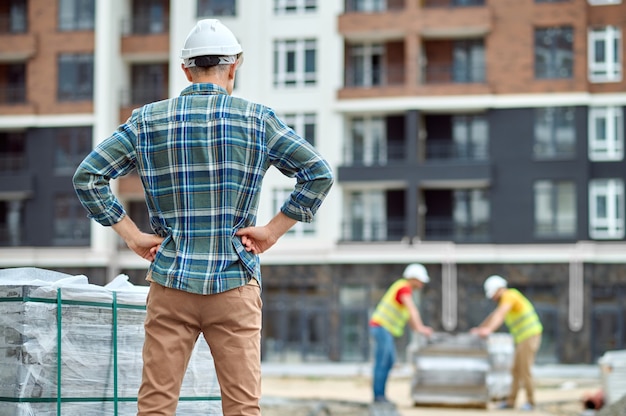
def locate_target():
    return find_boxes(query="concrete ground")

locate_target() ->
[261,363,602,416]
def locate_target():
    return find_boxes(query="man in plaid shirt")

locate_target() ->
[73,19,333,416]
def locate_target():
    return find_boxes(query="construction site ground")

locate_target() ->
[261,363,604,416]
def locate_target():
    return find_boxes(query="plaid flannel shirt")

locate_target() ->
[73,83,333,294]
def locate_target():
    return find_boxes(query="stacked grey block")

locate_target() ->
[410,332,513,408]
[0,268,222,415]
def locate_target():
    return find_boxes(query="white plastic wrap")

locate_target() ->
[0,268,222,415]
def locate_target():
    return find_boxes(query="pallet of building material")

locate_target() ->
[0,267,222,416]
[410,332,500,409]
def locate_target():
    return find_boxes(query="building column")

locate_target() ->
[94,0,124,280]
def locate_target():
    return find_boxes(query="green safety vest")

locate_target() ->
[371,279,411,337]
[503,288,543,344]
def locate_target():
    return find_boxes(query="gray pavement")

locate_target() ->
[261,362,601,381]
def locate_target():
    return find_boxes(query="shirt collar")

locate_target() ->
[180,83,229,97]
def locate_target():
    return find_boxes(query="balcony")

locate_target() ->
[344,63,405,88]
[422,63,485,84]
[341,218,406,242]
[122,15,169,36]
[425,141,488,162]
[0,84,25,105]
[121,14,169,58]
[424,217,490,243]
[0,152,25,172]
[344,141,406,166]
[422,188,490,243]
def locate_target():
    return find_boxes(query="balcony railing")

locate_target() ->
[0,154,25,172]
[341,218,406,242]
[426,141,488,161]
[0,14,27,33]
[0,85,26,105]
[121,86,169,107]
[344,141,405,166]
[422,63,485,84]
[345,65,405,88]
[424,217,489,242]
[122,16,169,35]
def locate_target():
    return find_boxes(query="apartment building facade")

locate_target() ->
[0,0,625,364]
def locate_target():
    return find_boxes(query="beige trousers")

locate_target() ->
[137,280,262,416]
[507,333,542,407]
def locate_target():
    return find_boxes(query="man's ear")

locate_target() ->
[228,63,237,80]
[182,64,193,82]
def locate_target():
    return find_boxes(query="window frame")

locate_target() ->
[533,107,577,160]
[58,0,95,31]
[197,0,237,17]
[274,0,316,14]
[273,38,317,87]
[589,179,625,239]
[588,106,624,161]
[534,26,574,79]
[57,53,94,102]
[534,180,577,238]
[588,26,622,83]
[53,194,91,246]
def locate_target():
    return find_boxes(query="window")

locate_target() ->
[0,0,27,33]
[282,113,316,146]
[54,194,90,245]
[348,117,386,165]
[57,54,94,101]
[535,26,574,79]
[273,189,315,237]
[453,39,485,83]
[452,115,488,160]
[131,0,167,34]
[273,39,316,87]
[58,0,95,31]
[0,131,26,171]
[588,0,621,4]
[55,127,92,175]
[589,106,624,161]
[534,107,576,159]
[588,26,622,82]
[129,64,168,105]
[452,189,490,242]
[589,179,624,239]
[534,180,577,237]
[0,200,25,246]
[197,0,236,17]
[274,0,316,14]
[348,0,386,12]
[0,63,26,104]
[347,44,383,87]
[344,190,387,241]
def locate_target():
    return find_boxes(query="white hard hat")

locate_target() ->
[484,275,507,299]
[181,19,242,67]
[403,263,430,284]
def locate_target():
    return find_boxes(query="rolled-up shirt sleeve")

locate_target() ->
[264,111,334,223]
[73,120,139,226]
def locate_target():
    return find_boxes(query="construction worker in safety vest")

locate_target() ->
[369,263,434,404]
[471,275,543,411]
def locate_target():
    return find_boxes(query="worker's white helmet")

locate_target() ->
[181,19,242,68]
[484,275,507,299]
[403,263,430,284]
